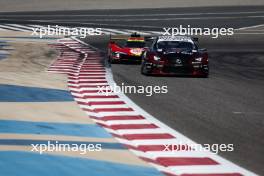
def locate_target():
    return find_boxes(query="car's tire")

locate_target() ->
[201,66,209,78]
[201,71,209,78]
[108,56,112,63]
[109,56,118,64]
[141,61,150,75]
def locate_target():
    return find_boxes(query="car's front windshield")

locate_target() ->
[125,41,145,48]
[157,41,194,50]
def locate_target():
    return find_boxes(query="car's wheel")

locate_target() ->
[108,56,112,63]
[200,71,209,78]
[203,73,209,78]
[141,61,150,75]
[197,66,209,78]
[203,67,209,78]
[109,56,117,64]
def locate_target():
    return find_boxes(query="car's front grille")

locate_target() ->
[166,54,190,65]
[163,66,191,74]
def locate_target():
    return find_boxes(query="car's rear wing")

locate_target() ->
[109,33,156,42]
[109,34,130,41]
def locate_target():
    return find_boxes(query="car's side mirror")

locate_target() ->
[192,37,199,42]
[198,48,207,52]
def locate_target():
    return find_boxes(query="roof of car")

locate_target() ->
[157,36,194,43]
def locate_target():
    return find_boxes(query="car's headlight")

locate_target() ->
[116,53,120,58]
[195,57,202,62]
[113,52,126,58]
[154,55,160,61]
[112,52,120,58]
[143,52,147,58]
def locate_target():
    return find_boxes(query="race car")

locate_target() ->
[107,33,146,63]
[141,36,209,77]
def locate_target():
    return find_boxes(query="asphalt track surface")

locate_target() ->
[1,0,264,12]
[1,6,263,175]
[0,6,264,31]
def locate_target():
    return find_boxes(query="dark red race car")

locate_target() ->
[141,36,209,77]
[107,33,146,63]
